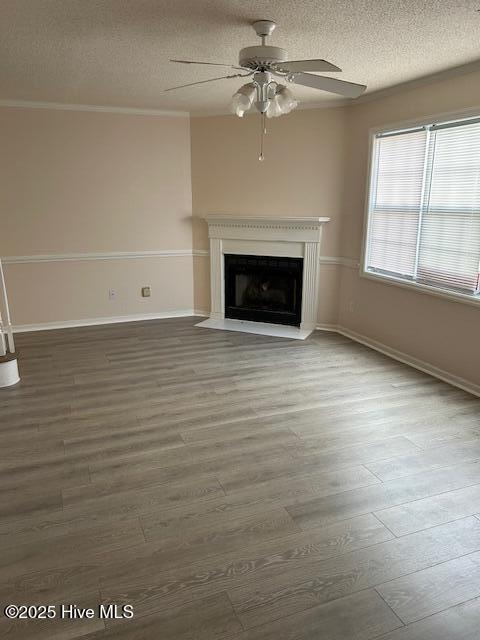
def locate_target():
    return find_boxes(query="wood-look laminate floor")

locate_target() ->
[2,316,480,639]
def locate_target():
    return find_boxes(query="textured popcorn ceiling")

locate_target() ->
[1,0,480,114]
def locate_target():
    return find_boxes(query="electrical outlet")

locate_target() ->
[141,286,151,298]
[108,289,117,300]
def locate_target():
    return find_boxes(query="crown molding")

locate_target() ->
[4,59,480,119]
[354,59,480,107]
[0,99,189,118]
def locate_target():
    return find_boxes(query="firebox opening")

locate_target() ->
[224,254,303,326]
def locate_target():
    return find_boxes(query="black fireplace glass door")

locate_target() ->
[224,254,303,326]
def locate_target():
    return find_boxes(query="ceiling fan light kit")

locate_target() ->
[232,79,298,119]
[169,19,366,159]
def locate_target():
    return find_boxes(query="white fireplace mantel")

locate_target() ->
[197,215,330,340]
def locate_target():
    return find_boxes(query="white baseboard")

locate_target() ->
[316,323,480,398]
[13,310,202,333]
[315,323,339,332]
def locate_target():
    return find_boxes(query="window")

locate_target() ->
[364,116,480,301]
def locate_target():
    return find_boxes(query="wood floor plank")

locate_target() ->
[288,402,479,444]
[237,589,402,640]
[85,592,243,640]
[228,517,480,629]
[81,428,297,473]
[0,518,145,581]
[375,483,480,536]
[0,486,63,521]
[365,438,480,481]
[377,596,480,639]
[62,476,225,518]
[224,464,380,503]
[402,422,480,449]
[100,513,392,619]
[87,446,293,492]
[284,434,421,469]
[376,551,480,623]
[63,428,185,461]
[286,460,480,530]
[138,507,300,571]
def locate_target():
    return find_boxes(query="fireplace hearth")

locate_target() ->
[224,254,303,326]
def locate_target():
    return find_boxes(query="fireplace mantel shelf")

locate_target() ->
[204,215,330,229]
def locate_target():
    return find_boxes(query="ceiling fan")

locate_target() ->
[166,19,367,117]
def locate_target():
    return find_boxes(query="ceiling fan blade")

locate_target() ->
[170,59,244,70]
[289,72,366,98]
[164,72,251,92]
[275,59,341,73]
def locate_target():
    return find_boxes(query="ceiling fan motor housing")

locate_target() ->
[239,46,288,70]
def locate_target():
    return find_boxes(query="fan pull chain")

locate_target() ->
[259,112,266,161]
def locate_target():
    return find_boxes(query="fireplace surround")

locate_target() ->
[196,215,330,339]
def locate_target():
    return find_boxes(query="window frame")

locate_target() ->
[360,107,480,309]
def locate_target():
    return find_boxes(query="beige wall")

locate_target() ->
[6,258,194,327]
[0,107,193,325]
[339,69,480,388]
[190,107,349,324]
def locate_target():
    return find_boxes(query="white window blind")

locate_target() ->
[365,117,480,297]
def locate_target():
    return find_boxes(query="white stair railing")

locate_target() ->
[0,258,15,356]
[0,315,5,356]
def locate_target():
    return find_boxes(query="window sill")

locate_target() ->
[360,269,480,309]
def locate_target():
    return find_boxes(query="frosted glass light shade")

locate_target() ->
[276,86,298,114]
[265,96,282,118]
[265,85,298,118]
[231,83,256,117]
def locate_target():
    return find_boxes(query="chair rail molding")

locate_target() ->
[1,249,357,267]
[2,250,208,264]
